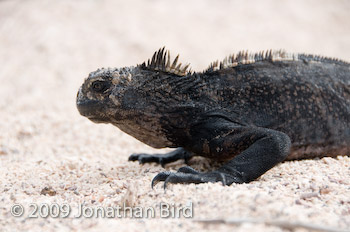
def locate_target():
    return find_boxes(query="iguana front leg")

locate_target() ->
[152,118,291,188]
[128,147,193,167]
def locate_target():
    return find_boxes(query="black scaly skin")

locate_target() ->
[76,48,350,188]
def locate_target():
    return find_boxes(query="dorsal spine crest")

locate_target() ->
[206,50,348,72]
[140,47,349,75]
[140,47,191,76]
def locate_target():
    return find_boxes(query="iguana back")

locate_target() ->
[197,54,350,160]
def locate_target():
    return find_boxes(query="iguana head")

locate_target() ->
[77,47,191,124]
[76,67,137,123]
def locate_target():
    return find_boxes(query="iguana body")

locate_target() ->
[76,48,350,187]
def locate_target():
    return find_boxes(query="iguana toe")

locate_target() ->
[152,169,233,189]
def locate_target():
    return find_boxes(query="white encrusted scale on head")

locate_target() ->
[140,47,191,76]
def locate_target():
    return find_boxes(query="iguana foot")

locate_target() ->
[128,147,193,167]
[151,166,243,189]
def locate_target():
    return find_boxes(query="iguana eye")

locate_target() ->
[91,81,109,93]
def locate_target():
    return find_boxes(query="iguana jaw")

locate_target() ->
[76,96,110,123]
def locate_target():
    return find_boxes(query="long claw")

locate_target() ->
[219,173,227,186]
[151,172,171,189]
[159,158,165,168]
[163,178,169,190]
[128,154,139,161]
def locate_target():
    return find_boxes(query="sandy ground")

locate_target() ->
[0,0,350,231]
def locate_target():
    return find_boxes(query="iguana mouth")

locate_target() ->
[86,116,108,123]
[76,98,109,123]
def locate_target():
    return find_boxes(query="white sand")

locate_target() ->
[0,0,349,231]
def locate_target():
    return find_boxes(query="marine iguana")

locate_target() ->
[76,47,350,188]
